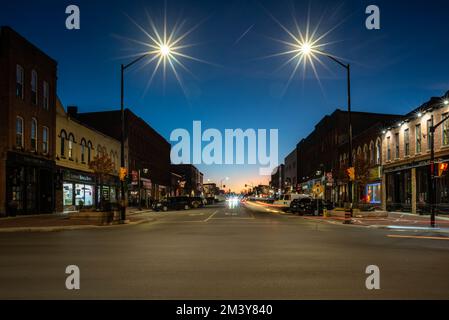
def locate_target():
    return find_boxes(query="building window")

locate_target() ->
[416,124,421,154]
[404,128,410,156]
[42,127,49,154]
[31,70,38,105]
[43,81,49,110]
[427,117,433,150]
[369,141,375,165]
[60,130,67,157]
[88,141,93,163]
[443,113,449,146]
[387,136,391,161]
[395,133,400,159]
[376,140,381,165]
[68,134,75,159]
[80,139,86,163]
[16,65,24,99]
[16,117,24,147]
[31,118,37,151]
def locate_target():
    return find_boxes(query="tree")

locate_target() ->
[354,154,371,204]
[89,153,115,209]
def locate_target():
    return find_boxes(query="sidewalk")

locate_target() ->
[0,208,155,233]
[306,209,449,231]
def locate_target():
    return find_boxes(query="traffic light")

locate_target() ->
[346,167,355,181]
[438,162,449,177]
[119,167,128,181]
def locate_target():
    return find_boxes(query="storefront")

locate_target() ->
[61,169,96,212]
[5,152,55,215]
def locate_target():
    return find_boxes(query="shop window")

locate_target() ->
[75,184,94,206]
[16,117,24,148]
[31,118,37,151]
[366,183,381,204]
[16,65,24,99]
[31,70,38,105]
[63,183,73,206]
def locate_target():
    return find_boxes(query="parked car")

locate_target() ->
[290,198,334,216]
[189,196,207,208]
[273,193,311,211]
[152,196,191,211]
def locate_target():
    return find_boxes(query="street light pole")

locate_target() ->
[119,53,151,223]
[322,54,353,221]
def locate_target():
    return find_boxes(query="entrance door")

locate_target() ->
[39,169,54,213]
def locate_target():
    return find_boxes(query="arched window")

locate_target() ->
[60,130,67,157]
[31,118,37,151]
[87,141,93,163]
[31,70,38,105]
[369,141,375,165]
[68,133,75,159]
[375,139,381,165]
[16,116,24,148]
[80,138,87,163]
[363,144,368,162]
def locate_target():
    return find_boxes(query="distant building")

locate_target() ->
[55,99,122,212]
[270,164,285,193]
[284,149,297,192]
[0,27,57,216]
[72,108,171,204]
[170,164,203,196]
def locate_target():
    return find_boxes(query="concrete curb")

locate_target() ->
[0,217,156,233]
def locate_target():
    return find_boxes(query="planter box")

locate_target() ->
[68,210,121,224]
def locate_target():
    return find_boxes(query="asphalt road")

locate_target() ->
[1,201,449,299]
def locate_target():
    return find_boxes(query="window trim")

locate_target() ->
[43,81,49,110]
[31,69,38,105]
[42,126,49,155]
[16,65,24,99]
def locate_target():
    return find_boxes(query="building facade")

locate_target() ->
[270,164,285,193]
[296,109,401,202]
[284,149,297,192]
[382,93,449,214]
[0,27,57,216]
[55,100,122,213]
[170,164,204,196]
[72,109,171,205]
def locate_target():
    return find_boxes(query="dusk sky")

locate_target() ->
[2,0,449,191]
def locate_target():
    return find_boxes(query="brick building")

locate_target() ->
[170,164,204,196]
[284,149,297,192]
[72,108,171,204]
[296,109,401,202]
[382,92,449,214]
[0,27,57,216]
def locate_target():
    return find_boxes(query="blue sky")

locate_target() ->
[2,0,449,191]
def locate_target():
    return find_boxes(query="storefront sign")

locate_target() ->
[63,170,94,183]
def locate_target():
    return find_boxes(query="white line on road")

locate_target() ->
[204,210,219,222]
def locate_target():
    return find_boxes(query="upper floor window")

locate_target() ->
[87,141,93,163]
[60,130,67,157]
[43,81,49,110]
[387,136,391,161]
[31,70,38,105]
[416,124,421,154]
[16,117,24,148]
[443,113,449,146]
[42,127,49,154]
[394,133,400,159]
[404,128,410,156]
[427,117,433,150]
[68,134,75,159]
[80,139,86,163]
[369,141,375,165]
[376,140,381,165]
[31,118,37,151]
[16,65,24,99]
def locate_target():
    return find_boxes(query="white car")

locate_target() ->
[272,194,311,211]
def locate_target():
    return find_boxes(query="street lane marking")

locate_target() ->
[387,234,449,241]
[204,210,219,222]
